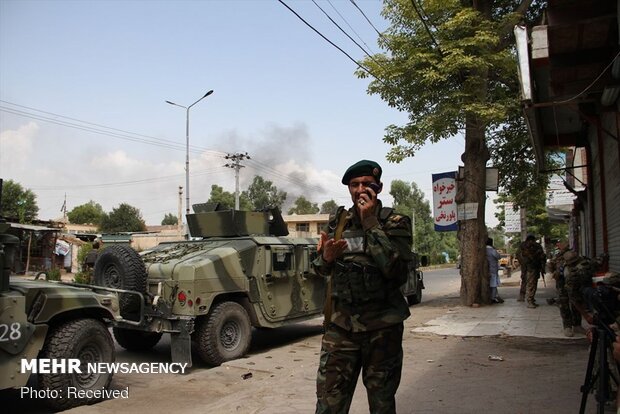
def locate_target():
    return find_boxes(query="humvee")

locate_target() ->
[94,207,326,367]
[94,205,426,368]
[0,180,122,410]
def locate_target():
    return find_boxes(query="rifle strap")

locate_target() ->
[323,208,348,330]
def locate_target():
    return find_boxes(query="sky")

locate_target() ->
[0,0,498,227]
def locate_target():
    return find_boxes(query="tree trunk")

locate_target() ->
[456,0,493,306]
[457,113,490,306]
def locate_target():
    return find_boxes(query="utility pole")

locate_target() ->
[411,208,416,251]
[224,152,251,210]
[178,186,183,234]
[61,193,67,222]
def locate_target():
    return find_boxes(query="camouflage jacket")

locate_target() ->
[549,247,570,280]
[312,202,412,332]
[564,257,594,305]
[516,239,546,271]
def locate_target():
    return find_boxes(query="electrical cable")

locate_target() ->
[277,0,387,85]
[409,0,442,54]
[348,0,382,37]
[327,0,376,55]
[553,51,620,105]
[0,100,227,156]
[312,0,380,66]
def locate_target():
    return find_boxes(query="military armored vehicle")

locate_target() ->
[0,180,122,410]
[402,253,427,305]
[94,206,326,367]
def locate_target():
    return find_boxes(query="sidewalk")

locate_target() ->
[413,271,577,340]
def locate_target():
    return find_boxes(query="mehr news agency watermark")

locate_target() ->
[18,358,188,400]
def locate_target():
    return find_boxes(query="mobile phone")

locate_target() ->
[368,182,382,195]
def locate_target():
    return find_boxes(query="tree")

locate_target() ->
[161,213,178,226]
[390,180,458,264]
[288,196,319,215]
[99,203,146,233]
[1,179,39,223]
[320,200,339,214]
[358,0,542,305]
[207,184,251,211]
[67,200,104,225]
[243,176,287,211]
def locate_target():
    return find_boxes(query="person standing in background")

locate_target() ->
[486,238,503,303]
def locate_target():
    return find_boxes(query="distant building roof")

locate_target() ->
[9,222,59,232]
[282,214,330,223]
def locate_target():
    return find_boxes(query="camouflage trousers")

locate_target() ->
[315,323,404,414]
[518,266,528,300]
[525,268,540,304]
[557,278,582,328]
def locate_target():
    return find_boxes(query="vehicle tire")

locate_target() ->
[94,244,147,318]
[113,327,163,351]
[194,301,252,366]
[38,318,114,411]
[408,282,422,306]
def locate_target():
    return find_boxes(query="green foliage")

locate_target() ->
[161,213,178,225]
[99,203,146,232]
[320,200,339,214]
[67,200,104,225]
[77,242,94,265]
[390,180,458,264]
[359,0,546,205]
[243,176,287,211]
[1,179,39,223]
[288,196,319,215]
[46,267,61,281]
[73,271,91,284]
[359,0,530,161]
[207,184,251,211]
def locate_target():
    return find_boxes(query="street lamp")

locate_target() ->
[166,89,214,221]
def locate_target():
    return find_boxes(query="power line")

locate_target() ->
[348,0,382,37]
[312,0,376,62]
[277,0,386,84]
[245,158,325,192]
[327,0,376,55]
[26,166,227,191]
[409,0,442,54]
[0,100,227,157]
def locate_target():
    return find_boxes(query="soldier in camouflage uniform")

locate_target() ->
[563,251,595,324]
[549,243,582,336]
[515,234,546,308]
[312,160,412,414]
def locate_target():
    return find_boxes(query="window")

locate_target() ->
[296,223,310,232]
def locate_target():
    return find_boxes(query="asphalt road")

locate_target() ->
[1,267,507,413]
[114,266,463,365]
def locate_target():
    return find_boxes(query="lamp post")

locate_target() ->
[166,89,214,221]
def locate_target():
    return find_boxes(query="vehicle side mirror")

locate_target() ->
[420,255,429,267]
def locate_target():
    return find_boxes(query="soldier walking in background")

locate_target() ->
[563,251,596,324]
[312,160,413,414]
[516,240,528,302]
[549,242,583,337]
[516,234,546,308]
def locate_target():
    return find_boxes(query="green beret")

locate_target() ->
[341,160,382,185]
